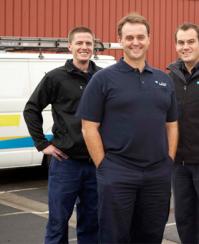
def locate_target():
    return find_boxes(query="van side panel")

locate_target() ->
[0,53,115,169]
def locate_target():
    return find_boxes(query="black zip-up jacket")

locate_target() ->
[168,60,199,163]
[24,59,101,160]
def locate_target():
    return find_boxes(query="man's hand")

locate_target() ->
[42,145,68,161]
[82,120,105,167]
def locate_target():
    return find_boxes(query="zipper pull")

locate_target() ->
[184,85,187,91]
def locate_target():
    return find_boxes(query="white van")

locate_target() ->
[0,52,116,169]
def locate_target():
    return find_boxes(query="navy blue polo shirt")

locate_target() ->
[77,58,178,167]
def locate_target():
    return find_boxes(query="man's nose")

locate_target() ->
[183,42,190,49]
[132,38,139,45]
[82,42,88,48]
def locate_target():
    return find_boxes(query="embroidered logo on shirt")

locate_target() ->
[154,81,167,87]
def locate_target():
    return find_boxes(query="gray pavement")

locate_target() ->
[0,167,181,244]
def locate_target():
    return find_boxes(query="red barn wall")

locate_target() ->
[0,0,199,70]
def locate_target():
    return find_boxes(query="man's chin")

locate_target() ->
[181,57,192,62]
[79,59,90,64]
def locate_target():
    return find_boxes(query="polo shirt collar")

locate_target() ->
[117,58,153,73]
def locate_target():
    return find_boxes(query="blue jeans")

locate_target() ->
[45,157,98,244]
[173,163,199,244]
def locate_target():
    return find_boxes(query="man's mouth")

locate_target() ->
[182,51,191,56]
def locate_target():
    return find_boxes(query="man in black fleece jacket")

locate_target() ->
[168,23,199,244]
[24,26,101,244]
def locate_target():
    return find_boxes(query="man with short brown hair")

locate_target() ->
[168,22,199,244]
[24,26,100,244]
[77,13,178,244]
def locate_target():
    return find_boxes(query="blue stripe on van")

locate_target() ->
[0,135,53,149]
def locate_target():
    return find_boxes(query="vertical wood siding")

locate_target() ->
[0,0,199,69]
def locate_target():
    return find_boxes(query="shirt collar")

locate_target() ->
[117,58,153,73]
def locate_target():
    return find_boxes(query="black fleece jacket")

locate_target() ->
[24,59,101,160]
[168,60,199,163]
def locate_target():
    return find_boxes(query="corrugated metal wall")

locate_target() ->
[0,0,199,70]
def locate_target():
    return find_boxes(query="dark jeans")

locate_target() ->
[45,157,98,244]
[173,163,199,244]
[97,157,172,244]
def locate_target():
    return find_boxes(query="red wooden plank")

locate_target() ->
[178,0,184,25]
[183,0,189,21]
[21,0,29,36]
[123,0,129,16]
[165,0,175,66]
[37,0,45,36]
[96,0,103,39]
[159,0,166,70]
[0,0,6,35]
[5,0,14,35]
[153,0,160,67]
[0,0,5,35]
[82,0,89,26]
[135,0,142,14]
[75,0,82,26]
[147,0,154,65]
[29,0,37,36]
[53,0,60,37]
[13,0,21,36]
[89,0,97,33]
[194,1,199,24]
[102,0,110,41]
[45,0,53,37]
[67,0,75,31]
[170,0,178,61]
[189,1,195,23]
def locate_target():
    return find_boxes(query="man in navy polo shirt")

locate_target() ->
[77,13,178,244]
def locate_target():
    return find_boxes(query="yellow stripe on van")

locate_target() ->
[0,136,24,141]
[0,115,20,126]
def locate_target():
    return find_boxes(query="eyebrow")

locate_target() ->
[177,38,196,42]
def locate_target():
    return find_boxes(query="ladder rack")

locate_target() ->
[0,36,122,52]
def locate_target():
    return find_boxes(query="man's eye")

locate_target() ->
[126,36,133,41]
[137,36,145,40]
[187,39,195,45]
[177,41,184,45]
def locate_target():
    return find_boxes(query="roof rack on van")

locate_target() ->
[0,36,122,53]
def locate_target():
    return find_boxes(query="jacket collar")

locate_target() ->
[168,59,199,81]
[65,59,99,75]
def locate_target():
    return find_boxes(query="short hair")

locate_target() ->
[175,22,199,42]
[68,26,95,43]
[117,12,150,38]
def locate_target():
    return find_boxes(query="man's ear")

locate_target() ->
[117,36,123,47]
[68,43,72,52]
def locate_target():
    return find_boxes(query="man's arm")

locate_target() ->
[166,121,178,160]
[24,76,68,161]
[82,119,105,167]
